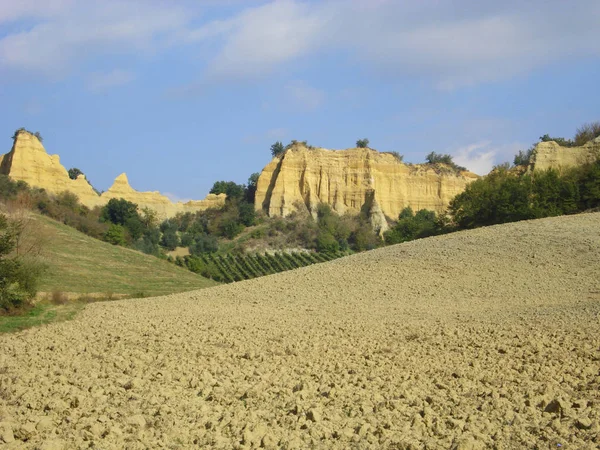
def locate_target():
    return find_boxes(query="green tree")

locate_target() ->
[209,181,245,201]
[33,131,43,142]
[105,224,126,245]
[245,172,260,203]
[160,229,179,251]
[356,138,369,148]
[68,168,84,180]
[316,231,339,253]
[513,147,535,166]
[574,121,600,146]
[101,198,139,225]
[271,141,285,157]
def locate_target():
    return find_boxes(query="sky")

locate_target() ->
[1,0,599,201]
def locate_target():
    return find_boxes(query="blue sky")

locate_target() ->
[1,0,599,201]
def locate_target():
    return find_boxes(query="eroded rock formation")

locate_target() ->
[530,137,600,172]
[255,144,478,230]
[0,131,225,217]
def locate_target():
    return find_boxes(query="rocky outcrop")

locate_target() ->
[0,131,103,207]
[530,138,600,173]
[255,144,478,229]
[0,131,225,217]
[100,173,226,217]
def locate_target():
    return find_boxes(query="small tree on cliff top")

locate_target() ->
[270,141,285,158]
[356,138,369,148]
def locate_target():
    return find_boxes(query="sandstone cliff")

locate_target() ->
[100,173,226,218]
[530,137,600,172]
[0,131,225,217]
[255,144,478,230]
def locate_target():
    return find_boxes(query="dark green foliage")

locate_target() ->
[0,214,43,313]
[539,134,574,147]
[0,175,28,200]
[513,147,535,166]
[33,131,43,142]
[384,208,439,245]
[356,138,370,148]
[448,161,600,229]
[574,121,600,146]
[579,160,600,209]
[209,181,245,201]
[245,173,260,203]
[189,233,218,255]
[271,141,285,158]
[182,250,347,283]
[101,198,139,225]
[425,152,466,172]
[238,201,256,227]
[160,228,179,251]
[316,231,339,253]
[68,168,84,180]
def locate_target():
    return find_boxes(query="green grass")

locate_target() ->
[34,214,219,296]
[0,302,85,334]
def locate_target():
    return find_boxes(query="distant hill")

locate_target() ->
[33,214,219,297]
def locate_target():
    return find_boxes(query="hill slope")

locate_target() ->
[33,214,218,296]
[1,213,599,448]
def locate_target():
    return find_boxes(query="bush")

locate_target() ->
[513,147,535,167]
[189,233,218,255]
[101,198,139,225]
[384,208,438,245]
[574,121,600,146]
[316,231,339,253]
[270,141,285,158]
[105,224,126,245]
[539,134,574,147]
[68,168,84,180]
[356,138,370,148]
[0,213,43,313]
[425,152,466,172]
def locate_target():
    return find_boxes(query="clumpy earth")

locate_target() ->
[1,213,599,449]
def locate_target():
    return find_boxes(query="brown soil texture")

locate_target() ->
[1,213,599,449]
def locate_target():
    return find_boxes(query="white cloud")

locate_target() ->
[0,1,188,76]
[86,70,135,91]
[188,0,600,87]
[2,0,599,89]
[284,80,324,111]
[452,141,524,175]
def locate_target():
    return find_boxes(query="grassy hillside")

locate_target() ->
[34,214,219,296]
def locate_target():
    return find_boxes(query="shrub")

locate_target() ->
[316,231,339,253]
[574,121,600,146]
[425,152,466,171]
[68,168,84,180]
[105,224,126,245]
[101,198,139,225]
[513,147,535,167]
[356,138,370,148]
[209,181,245,202]
[384,208,438,245]
[539,134,574,147]
[160,229,179,251]
[0,213,44,313]
[189,233,218,255]
[270,141,285,158]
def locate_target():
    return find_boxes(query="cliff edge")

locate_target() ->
[0,131,225,217]
[255,144,479,230]
[530,137,600,173]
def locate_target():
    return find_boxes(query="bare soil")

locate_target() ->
[1,213,599,449]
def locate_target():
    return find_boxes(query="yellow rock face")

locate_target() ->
[255,145,478,224]
[531,138,600,173]
[100,173,226,218]
[0,131,225,218]
[0,131,102,207]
